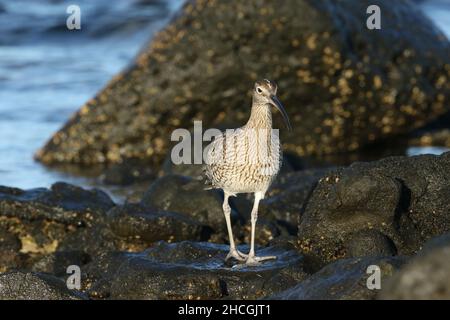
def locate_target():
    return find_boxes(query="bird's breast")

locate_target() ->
[204,127,282,193]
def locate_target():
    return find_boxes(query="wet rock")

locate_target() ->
[0,182,116,271]
[31,251,91,276]
[270,256,406,300]
[409,129,450,150]
[380,233,450,299]
[344,230,397,258]
[107,203,210,244]
[141,174,235,232]
[100,159,155,185]
[0,271,85,300]
[85,241,306,300]
[36,0,450,169]
[298,152,450,268]
[257,169,330,234]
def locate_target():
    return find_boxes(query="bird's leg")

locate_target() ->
[223,192,247,262]
[246,192,276,266]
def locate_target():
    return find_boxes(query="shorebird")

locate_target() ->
[204,79,291,266]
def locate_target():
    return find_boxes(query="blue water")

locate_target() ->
[0,0,449,194]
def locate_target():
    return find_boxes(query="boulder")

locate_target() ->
[35,0,450,169]
[379,233,450,299]
[84,241,306,299]
[107,203,210,244]
[270,256,406,300]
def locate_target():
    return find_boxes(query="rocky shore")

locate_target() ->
[2,152,450,299]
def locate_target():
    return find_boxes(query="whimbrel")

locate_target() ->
[204,79,291,266]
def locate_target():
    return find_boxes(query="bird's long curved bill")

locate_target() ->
[270,95,292,131]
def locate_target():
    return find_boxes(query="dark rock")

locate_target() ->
[0,228,21,251]
[0,271,85,300]
[0,227,23,272]
[107,203,210,244]
[379,233,450,299]
[257,169,329,234]
[55,221,118,256]
[0,182,115,225]
[31,251,91,276]
[270,256,406,300]
[298,152,450,268]
[141,174,235,232]
[344,230,397,258]
[218,169,329,246]
[408,109,450,148]
[100,159,155,185]
[0,182,117,272]
[36,0,450,169]
[86,241,306,299]
[421,232,450,252]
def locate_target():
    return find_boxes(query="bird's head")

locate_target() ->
[253,79,291,131]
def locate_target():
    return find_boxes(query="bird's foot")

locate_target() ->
[230,255,277,269]
[245,255,277,266]
[225,248,248,262]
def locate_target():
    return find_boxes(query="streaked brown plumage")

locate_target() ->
[204,79,291,266]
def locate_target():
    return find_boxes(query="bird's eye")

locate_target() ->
[256,87,262,94]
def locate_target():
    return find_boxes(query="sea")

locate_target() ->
[0,0,449,197]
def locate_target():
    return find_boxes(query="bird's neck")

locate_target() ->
[245,102,272,130]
